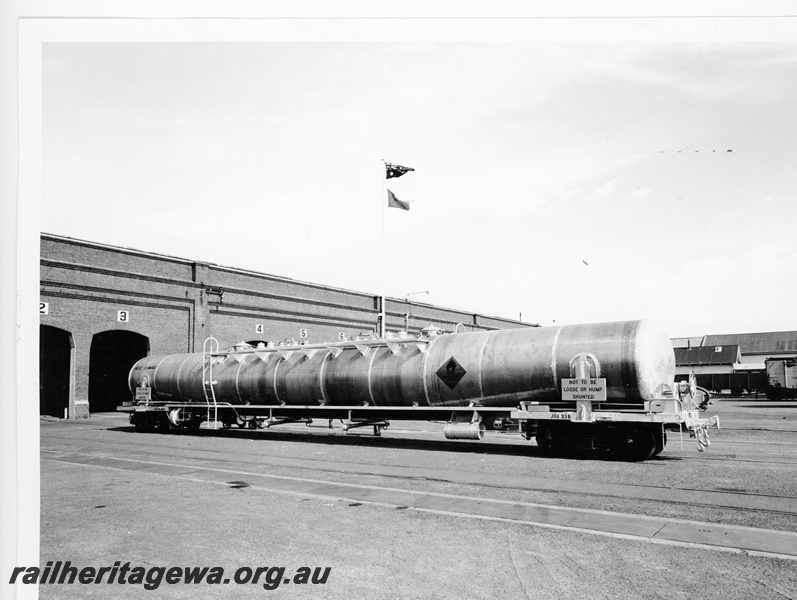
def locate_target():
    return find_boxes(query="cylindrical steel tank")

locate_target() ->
[128,320,675,408]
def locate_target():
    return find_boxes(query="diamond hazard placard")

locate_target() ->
[436,356,467,390]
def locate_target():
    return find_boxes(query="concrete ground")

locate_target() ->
[35,399,797,599]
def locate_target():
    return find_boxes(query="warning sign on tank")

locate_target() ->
[561,378,606,401]
[436,356,467,390]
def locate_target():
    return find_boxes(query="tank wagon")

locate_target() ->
[120,320,719,461]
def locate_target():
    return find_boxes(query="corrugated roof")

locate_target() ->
[671,336,705,348]
[674,344,741,366]
[702,331,797,354]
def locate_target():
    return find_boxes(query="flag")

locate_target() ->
[387,189,410,211]
[385,162,414,179]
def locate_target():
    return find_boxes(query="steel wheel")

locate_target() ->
[536,427,555,451]
[653,431,667,456]
[616,428,657,461]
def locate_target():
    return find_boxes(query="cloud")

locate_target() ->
[628,186,654,200]
[592,179,619,200]
[677,242,797,292]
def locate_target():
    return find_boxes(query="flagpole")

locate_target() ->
[380,159,386,338]
[380,160,413,338]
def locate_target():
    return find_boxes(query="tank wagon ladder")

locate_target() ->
[202,337,220,428]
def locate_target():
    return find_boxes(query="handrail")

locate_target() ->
[202,337,220,426]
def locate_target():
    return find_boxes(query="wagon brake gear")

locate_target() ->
[261,416,313,428]
[341,418,390,436]
[696,386,712,411]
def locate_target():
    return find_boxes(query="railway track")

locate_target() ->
[42,450,797,561]
[38,413,797,599]
[678,454,797,466]
[41,419,797,534]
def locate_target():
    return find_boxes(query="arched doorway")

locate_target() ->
[40,325,74,418]
[89,330,150,413]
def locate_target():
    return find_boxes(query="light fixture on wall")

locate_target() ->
[205,287,225,304]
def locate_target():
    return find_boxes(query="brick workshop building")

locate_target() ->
[39,233,532,419]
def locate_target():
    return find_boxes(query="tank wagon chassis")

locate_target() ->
[120,324,720,462]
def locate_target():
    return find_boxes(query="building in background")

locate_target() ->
[41,232,797,419]
[40,233,534,419]
[672,331,797,398]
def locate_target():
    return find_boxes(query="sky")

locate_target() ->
[41,39,797,338]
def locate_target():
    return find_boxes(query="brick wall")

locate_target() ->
[40,233,533,418]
